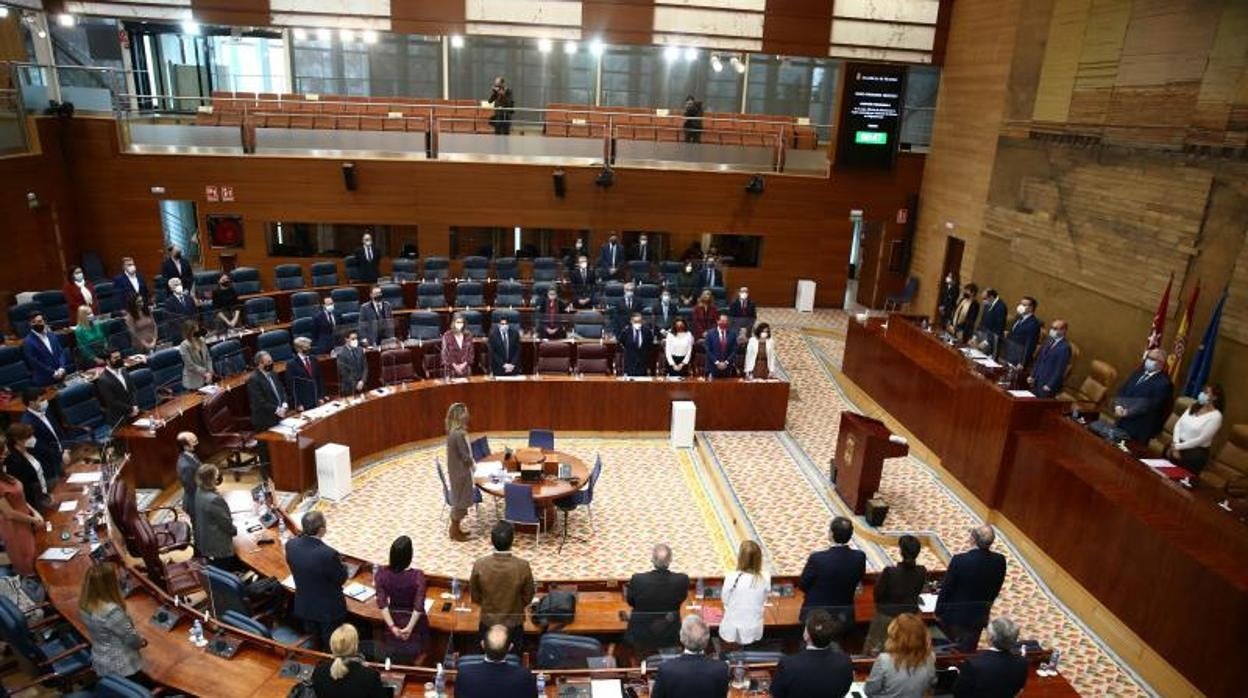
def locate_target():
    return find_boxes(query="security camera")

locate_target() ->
[26,192,39,209]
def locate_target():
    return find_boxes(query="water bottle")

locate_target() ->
[695,577,705,601]
[733,660,747,689]
[535,672,546,696]
[277,517,289,541]
[87,524,98,546]
[434,663,446,695]
[190,618,205,646]
[450,577,461,601]
[1050,649,1061,673]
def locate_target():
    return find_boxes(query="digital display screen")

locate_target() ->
[836,63,905,169]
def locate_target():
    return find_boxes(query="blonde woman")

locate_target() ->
[310,624,387,697]
[864,613,936,698]
[445,402,474,541]
[73,305,108,369]
[719,539,771,647]
[79,562,146,680]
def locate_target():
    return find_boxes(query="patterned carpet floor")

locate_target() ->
[313,306,1151,697]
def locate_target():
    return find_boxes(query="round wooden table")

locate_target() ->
[474,448,590,529]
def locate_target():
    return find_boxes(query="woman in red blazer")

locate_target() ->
[440,313,476,379]
[62,266,98,315]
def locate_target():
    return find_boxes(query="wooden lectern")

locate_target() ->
[833,412,909,513]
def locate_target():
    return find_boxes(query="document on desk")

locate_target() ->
[974,358,1003,368]
[57,500,79,513]
[343,582,376,602]
[131,418,154,429]
[962,348,988,360]
[919,593,937,613]
[473,462,506,478]
[495,375,527,381]
[39,547,79,562]
[66,471,102,484]
[591,679,623,698]
[1008,389,1036,398]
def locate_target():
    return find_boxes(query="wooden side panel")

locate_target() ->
[582,0,653,46]
[391,0,468,36]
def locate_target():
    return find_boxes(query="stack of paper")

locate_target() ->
[919,593,937,613]
[66,472,102,484]
[343,582,376,602]
[39,547,79,562]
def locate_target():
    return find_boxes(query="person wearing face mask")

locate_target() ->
[162,277,198,330]
[62,266,98,315]
[21,311,70,387]
[193,463,242,572]
[96,349,139,428]
[286,337,325,411]
[699,256,723,293]
[620,312,654,377]
[5,423,53,512]
[947,283,980,344]
[613,282,640,337]
[112,256,150,308]
[353,232,382,284]
[1169,385,1224,475]
[1092,348,1174,443]
[744,323,777,380]
[936,273,960,329]
[631,234,653,264]
[705,313,739,379]
[487,76,514,135]
[1001,296,1041,368]
[676,262,699,307]
[651,290,678,336]
[212,274,241,331]
[160,245,194,294]
[336,330,369,396]
[359,286,395,348]
[691,290,717,340]
[664,320,694,377]
[312,295,339,355]
[247,351,288,431]
[178,320,213,390]
[539,288,566,340]
[489,317,521,376]
[441,313,475,379]
[1027,320,1071,398]
[975,289,1006,356]
[19,387,67,483]
[73,305,108,369]
[0,438,42,576]
[570,256,598,309]
[124,295,157,354]
[175,432,201,529]
[564,238,586,272]
[728,286,757,338]
[599,234,623,280]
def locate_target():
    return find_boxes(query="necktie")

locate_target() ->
[328,311,335,327]
[634,329,640,346]
[304,356,311,374]
[708,270,713,286]
[719,330,726,357]
[502,329,508,356]
[366,246,372,262]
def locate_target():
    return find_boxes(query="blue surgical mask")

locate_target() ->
[1144,358,1159,372]
[1197,392,1211,406]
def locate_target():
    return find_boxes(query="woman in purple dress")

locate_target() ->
[374,536,430,664]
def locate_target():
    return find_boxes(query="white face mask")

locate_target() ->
[170,284,182,294]
[348,338,358,348]
[1016,304,1027,315]
[363,239,372,247]
[739,293,748,300]
[1049,328,1061,339]
[325,305,334,313]
[547,295,557,302]
[74,272,84,283]
[661,295,671,303]
[454,322,464,331]
[631,322,642,330]
[23,437,36,449]
[624,291,633,297]
[760,332,769,340]
[579,262,588,269]
[499,324,509,332]
[31,402,45,414]
[639,239,647,245]
[125,265,136,274]
[685,266,693,273]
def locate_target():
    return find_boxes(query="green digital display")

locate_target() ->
[854,130,889,145]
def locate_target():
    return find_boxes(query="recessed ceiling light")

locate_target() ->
[663,46,680,62]
[564,40,577,55]
[56,14,75,27]
[316,27,332,41]
[362,30,378,44]
[537,37,552,53]
[589,38,605,56]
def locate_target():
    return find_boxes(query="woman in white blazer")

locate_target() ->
[743,323,777,379]
[719,540,770,647]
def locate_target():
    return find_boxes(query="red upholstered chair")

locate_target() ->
[575,342,612,375]
[201,390,258,476]
[421,341,444,379]
[381,348,417,385]
[537,341,573,375]
[108,480,191,558]
[134,518,200,597]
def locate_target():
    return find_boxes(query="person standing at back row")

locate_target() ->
[354,232,382,284]
[936,525,1007,652]
[798,517,865,628]
[488,77,514,135]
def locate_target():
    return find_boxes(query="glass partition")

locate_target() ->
[209,34,289,94]
[448,35,594,110]
[0,89,28,155]
[266,222,395,258]
[709,234,764,268]
[746,55,840,128]
[600,45,742,112]
[292,33,443,98]
[450,227,589,259]
[900,66,939,149]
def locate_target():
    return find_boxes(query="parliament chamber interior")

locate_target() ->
[0,1,1245,696]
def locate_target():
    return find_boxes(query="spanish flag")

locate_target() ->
[1168,282,1199,381]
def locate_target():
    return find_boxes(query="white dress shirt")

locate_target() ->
[23,451,47,495]
[665,332,693,366]
[718,570,770,644]
[1173,408,1223,450]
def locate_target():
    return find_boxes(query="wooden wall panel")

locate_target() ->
[191,0,271,27]
[1031,0,1091,123]
[762,0,834,57]
[392,0,468,36]
[7,118,924,312]
[581,0,653,45]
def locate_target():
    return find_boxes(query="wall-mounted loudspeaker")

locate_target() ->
[552,169,566,198]
[341,162,357,191]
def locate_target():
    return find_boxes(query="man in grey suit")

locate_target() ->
[336,330,368,396]
[358,286,395,347]
[175,431,201,527]
[193,463,240,572]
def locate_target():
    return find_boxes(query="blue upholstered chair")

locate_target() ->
[229,267,262,295]
[274,264,304,290]
[330,287,360,315]
[462,256,489,281]
[417,282,446,309]
[310,262,339,287]
[423,256,450,281]
[257,329,293,363]
[409,311,443,341]
[243,297,277,326]
[503,483,541,547]
[495,281,525,307]
[494,257,518,281]
[532,257,559,282]
[454,281,484,307]
[528,429,554,450]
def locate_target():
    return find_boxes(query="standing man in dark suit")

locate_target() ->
[285,337,323,411]
[21,312,70,387]
[96,349,138,428]
[650,290,679,337]
[1028,320,1071,398]
[113,257,150,309]
[976,288,1007,355]
[953,616,1029,698]
[20,388,67,482]
[613,282,642,336]
[285,511,349,650]
[488,316,521,377]
[798,517,866,627]
[359,286,394,347]
[770,609,854,698]
[175,431,201,528]
[1097,348,1174,443]
[311,295,339,356]
[631,234,654,264]
[469,522,535,653]
[246,351,288,431]
[162,278,198,331]
[626,543,689,657]
[699,257,723,292]
[704,314,738,379]
[727,286,757,338]
[620,313,653,377]
[455,624,536,698]
[335,330,368,395]
[650,615,729,698]
[354,232,382,284]
[160,245,195,294]
[598,233,623,280]
[936,525,1007,652]
[1002,296,1041,368]
[570,256,598,309]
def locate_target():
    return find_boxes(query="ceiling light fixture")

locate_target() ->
[362,30,378,44]
[663,45,680,62]
[537,37,552,53]
[711,54,723,72]
[450,34,464,48]
[564,40,577,55]
[589,38,605,57]
[56,14,75,27]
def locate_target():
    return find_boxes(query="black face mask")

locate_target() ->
[194,328,208,338]
[261,364,272,372]
[371,296,382,303]
[31,323,46,333]
[109,359,124,369]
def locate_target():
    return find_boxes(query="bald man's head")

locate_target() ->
[482,624,511,661]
